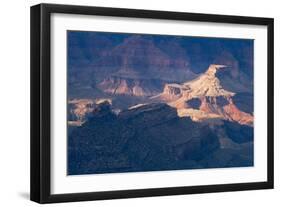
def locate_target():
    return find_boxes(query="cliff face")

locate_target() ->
[95,36,194,79]
[154,64,253,126]
[98,76,164,97]
[91,36,196,97]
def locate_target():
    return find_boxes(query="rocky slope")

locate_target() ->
[68,98,112,126]
[68,102,218,175]
[153,64,253,126]
[98,76,164,96]
[68,101,253,175]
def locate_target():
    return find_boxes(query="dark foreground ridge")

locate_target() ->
[68,102,253,175]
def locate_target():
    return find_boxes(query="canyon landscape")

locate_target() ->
[67,31,254,175]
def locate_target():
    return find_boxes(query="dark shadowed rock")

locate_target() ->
[68,103,222,175]
[119,103,178,128]
[223,121,253,144]
[186,98,201,109]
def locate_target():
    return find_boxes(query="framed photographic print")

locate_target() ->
[30,3,274,203]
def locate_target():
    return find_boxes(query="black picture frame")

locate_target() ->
[30,3,274,204]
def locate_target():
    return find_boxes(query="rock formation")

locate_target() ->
[153,64,253,126]
[68,98,112,126]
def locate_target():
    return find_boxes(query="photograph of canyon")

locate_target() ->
[67,31,254,175]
